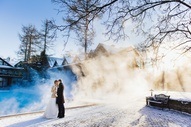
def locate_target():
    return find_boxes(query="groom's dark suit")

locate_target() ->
[56,82,65,118]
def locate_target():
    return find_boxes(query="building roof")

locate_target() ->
[97,43,121,54]
[64,56,73,64]
[47,56,77,68]
[0,57,13,67]
[47,57,64,67]
[0,57,24,70]
[119,46,141,57]
[89,43,141,58]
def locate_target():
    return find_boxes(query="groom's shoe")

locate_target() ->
[60,116,64,118]
[58,116,64,118]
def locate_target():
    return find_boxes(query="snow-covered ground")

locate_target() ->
[1,93,191,127]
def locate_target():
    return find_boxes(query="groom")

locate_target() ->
[56,79,65,118]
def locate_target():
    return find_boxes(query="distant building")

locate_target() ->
[88,43,118,58]
[0,57,24,88]
[47,57,64,68]
[88,43,143,68]
[47,56,74,68]
[117,46,143,68]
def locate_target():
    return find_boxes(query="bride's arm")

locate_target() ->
[51,86,54,92]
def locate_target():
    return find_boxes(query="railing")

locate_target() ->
[0,68,23,78]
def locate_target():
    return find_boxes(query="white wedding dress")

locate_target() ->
[43,85,58,119]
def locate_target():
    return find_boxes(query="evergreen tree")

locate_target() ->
[40,50,49,68]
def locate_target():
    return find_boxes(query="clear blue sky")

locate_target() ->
[0,0,62,59]
[0,0,139,60]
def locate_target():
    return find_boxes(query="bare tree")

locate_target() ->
[104,1,191,51]
[40,19,57,54]
[51,0,104,54]
[51,0,191,54]
[18,25,40,62]
[17,36,28,61]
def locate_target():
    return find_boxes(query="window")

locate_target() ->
[0,60,3,65]
[3,62,9,66]
[0,78,8,87]
[0,77,3,87]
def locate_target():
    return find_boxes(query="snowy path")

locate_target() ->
[1,98,191,127]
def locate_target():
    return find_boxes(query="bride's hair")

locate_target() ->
[54,80,58,84]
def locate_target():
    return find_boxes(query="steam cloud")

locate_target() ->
[71,49,150,103]
[71,48,191,104]
[0,69,76,116]
[1,46,191,116]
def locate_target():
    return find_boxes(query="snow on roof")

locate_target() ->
[0,65,13,69]
[0,57,13,67]
[0,65,23,70]
[47,57,64,67]
[56,58,64,66]
[47,57,55,67]
[47,55,83,67]
[64,56,73,64]
[10,59,20,67]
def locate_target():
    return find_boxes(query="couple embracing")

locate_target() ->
[44,79,65,119]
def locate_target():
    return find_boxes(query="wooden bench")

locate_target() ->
[146,94,170,109]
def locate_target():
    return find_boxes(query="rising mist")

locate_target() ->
[0,68,76,116]
[70,47,191,104]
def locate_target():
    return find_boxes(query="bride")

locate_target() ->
[43,80,58,118]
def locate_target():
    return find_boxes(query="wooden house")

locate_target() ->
[0,57,24,87]
[88,43,118,58]
[47,56,70,68]
[88,43,143,69]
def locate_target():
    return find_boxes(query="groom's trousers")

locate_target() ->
[58,103,65,118]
